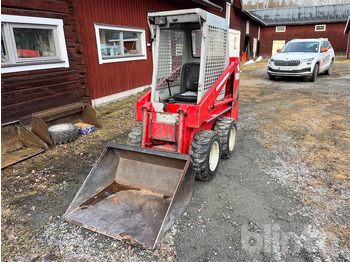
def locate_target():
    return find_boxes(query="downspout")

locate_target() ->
[347,33,350,58]
[226,2,231,63]
[226,2,231,27]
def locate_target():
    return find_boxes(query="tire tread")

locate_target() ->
[190,130,220,181]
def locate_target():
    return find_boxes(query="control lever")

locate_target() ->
[165,79,174,97]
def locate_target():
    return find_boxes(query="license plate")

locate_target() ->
[279,67,293,71]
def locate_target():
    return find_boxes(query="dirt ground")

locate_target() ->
[1,59,349,261]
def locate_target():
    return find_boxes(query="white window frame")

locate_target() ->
[276,26,286,32]
[1,15,69,74]
[315,24,326,32]
[94,24,147,64]
[246,20,250,34]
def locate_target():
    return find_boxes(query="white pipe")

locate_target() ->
[226,2,231,27]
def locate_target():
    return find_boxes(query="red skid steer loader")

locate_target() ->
[65,8,240,249]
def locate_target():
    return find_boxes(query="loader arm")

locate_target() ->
[185,59,240,128]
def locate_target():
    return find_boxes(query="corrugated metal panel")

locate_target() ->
[248,3,350,25]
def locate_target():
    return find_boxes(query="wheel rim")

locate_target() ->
[49,124,72,132]
[209,140,220,172]
[228,127,236,152]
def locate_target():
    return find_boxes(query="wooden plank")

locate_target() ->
[1,7,70,24]
[1,0,86,124]
[1,0,68,14]
[2,81,81,106]
[2,71,80,91]
[1,92,82,124]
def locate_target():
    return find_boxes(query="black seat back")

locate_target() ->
[180,63,200,92]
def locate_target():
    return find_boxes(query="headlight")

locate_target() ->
[269,58,275,63]
[301,58,314,63]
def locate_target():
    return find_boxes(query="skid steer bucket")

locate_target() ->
[64,143,194,248]
[1,121,48,168]
[31,102,100,146]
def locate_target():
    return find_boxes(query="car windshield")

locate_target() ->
[280,41,319,53]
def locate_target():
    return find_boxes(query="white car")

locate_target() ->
[267,38,335,82]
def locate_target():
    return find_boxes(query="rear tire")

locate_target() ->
[214,117,237,159]
[190,130,221,181]
[325,60,333,75]
[48,124,78,145]
[269,75,276,80]
[126,123,142,147]
[309,64,319,82]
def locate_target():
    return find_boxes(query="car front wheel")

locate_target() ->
[325,60,333,75]
[309,63,319,82]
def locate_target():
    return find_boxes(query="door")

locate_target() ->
[272,40,285,55]
[320,41,332,72]
[253,38,258,57]
[228,29,241,58]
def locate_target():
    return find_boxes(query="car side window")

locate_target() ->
[320,41,328,52]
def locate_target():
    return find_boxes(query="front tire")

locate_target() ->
[325,60,333,75]
[269,75,276,80]
[126,123,142,147]
[309,63,319,82]
[190,130,221,181]
[214,117,237,159]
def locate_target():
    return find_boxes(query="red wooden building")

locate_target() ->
[1,0,259,124]
[1,0,85,124]
[248,4,350,57]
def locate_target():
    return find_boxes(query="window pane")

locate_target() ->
[1,25,9,62]
[276,26,285,32]
[315,25,325,31]
[191,29,202,57]
[96,25,146,63]
[123,31,141,55]
[99,29,124,57]
[13,28,56,58]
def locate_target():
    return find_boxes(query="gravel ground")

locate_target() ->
[1,60,349,261]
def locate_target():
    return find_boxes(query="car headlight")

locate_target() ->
[269,58,275,63]
[301,58,314,63]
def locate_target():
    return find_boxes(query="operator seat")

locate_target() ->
[172,63,200,102]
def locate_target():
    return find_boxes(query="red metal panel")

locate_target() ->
[260,23,348,57]
[151,122,177,142]
[135,58,240,155]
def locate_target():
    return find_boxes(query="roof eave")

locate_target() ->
[264,20,349,26]
[243,9,267,26]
